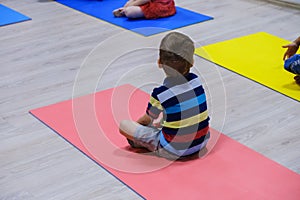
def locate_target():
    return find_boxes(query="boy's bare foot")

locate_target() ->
[113,8,124,17]
[294,75,300,85]
[127,139,145,148]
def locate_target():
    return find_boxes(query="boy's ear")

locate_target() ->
[158,58,163,68]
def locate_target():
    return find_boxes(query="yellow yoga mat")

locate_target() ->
[195,32,300,101]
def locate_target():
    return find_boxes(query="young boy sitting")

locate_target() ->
[283,36,300,85]
[119,32,210,160]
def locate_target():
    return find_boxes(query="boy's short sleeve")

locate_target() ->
[146,88,163,119]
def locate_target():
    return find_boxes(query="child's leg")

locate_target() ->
[284,54,300,85]
[284,54,300,74]
[123,6,144,18]
[119,120,160,151]
[119,120,139,141]
[113,8,125,17]
[119,120,143,148]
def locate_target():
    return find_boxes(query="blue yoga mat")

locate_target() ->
[0,4,31,26]
[56,0,213,36]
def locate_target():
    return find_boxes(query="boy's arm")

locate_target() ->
[125,0,150,7]
[136,113,152,126]
[283,36,300,60]
[295,36,300,46]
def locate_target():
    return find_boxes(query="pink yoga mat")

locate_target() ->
[30,84,300,200]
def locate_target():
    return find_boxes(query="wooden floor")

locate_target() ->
[1,0,300,199]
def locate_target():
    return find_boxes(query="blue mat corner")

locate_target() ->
[56,0,213,36]
[0,4,31,26]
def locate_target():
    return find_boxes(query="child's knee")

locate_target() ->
[119,120,138,140]
[119,120,129,132]
[124,7,134,18]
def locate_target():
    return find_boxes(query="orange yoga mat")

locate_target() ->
[30,84,300,200]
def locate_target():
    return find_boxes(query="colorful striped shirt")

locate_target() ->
[146,73,210,156]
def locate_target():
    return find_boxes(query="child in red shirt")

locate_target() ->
[113,0,176,19]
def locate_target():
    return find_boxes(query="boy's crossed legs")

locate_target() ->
[119,120,209,160]
[119,120,160,151]
[119,120,184,160]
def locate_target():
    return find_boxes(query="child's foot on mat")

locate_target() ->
[127,139,144,148]
[294,75,300,85]
[113,8,124,17]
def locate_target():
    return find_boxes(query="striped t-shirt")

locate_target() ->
[146,73,210,156]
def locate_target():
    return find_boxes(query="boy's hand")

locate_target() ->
[153,117,163,128]
[282,42,299,60]
[153,122,162,128]
[136,114,152,126]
